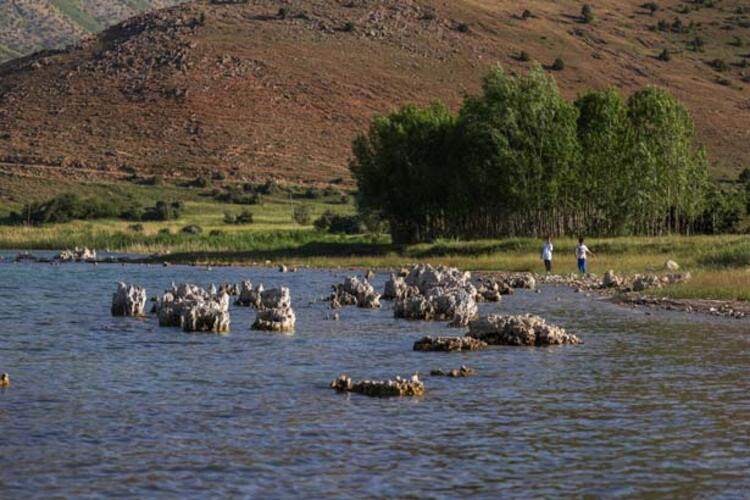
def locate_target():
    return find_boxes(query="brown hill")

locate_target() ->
[0,0,749,191]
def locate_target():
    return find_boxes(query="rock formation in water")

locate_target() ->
[0,373,10,387]
[111,282,147,316]
[330,373,425,397]
[430,366,475,377]
[467,314,582,346]
[154,283,230,333]
[55,247,97,262]
[413,336,488,352]
[251,287,296,332]
[328,276,381,309]
[236,280,263,307]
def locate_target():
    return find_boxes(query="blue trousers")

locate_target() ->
[577,258,587,274]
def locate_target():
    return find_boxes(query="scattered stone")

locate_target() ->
[413,336,488,352]
[430,366,475,377]
[111,282,147,316]
[467,314,582,346]
[330,373,425,397]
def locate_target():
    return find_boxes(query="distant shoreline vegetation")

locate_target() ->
[351,65,741,244]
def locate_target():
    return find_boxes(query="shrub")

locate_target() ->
[209,229,224,237]
[214,187,261,205]
[642,2,659,15]
[551,57,565,70]
[158,228,172,236]
[278,7,287,19]
[518,51,531,62]
[710,58,729,71]
[144,175,163,186]
[657,19,670,31]
[128,223,144,232]
[236,209,254,224]
[223,212,236,224]
[521,9,532,19]
[581,4,593,23]
[689,36,705,51]
[658,48,671,61]
[313,210,363,234]
[6,193,122,225]
[181,224,203,234]
[257,180,280,195]
[211,171,226,181]
[142,201,181,221]
[341,21,355,32]
[456,23,470,33]
[292,204,311,225]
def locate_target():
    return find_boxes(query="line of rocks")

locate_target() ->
[330,374,425,397]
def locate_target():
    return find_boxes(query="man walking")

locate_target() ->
[541,237,554,273]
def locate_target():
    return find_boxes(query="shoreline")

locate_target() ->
[6,250,748,321]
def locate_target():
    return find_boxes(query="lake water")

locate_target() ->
[1,252,749,497]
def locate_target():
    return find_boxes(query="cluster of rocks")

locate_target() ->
[154,283,230,333]
[236,280,265,307]
[430,366,474,377]
[617,294,748,319]
[387,264,480,327]
[55,247,97,262]
[467,314,582,346]
[330,374,425,397]
[413,336,488,352]
[328,276,381,309]
[601,270,692,292]
[111,282,147,316]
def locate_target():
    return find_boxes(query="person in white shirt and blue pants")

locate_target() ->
[575,237,595,274]
[541,237,553,273]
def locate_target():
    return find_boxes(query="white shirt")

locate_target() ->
[541,243,553,261]
[576,244,590,260]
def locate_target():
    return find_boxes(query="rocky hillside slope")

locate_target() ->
[0,0,748,189]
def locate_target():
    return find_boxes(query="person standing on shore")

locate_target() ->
[575,237,594,274]
[541,237,554,273]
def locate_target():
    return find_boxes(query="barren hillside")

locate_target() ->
[0,0,748,191]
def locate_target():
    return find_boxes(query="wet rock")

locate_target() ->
[329,277,381,308]
[154,283,231,332]
[467,314,582,346]
[476,280,503,302]
[260,287,292,310]
[181,300,230,333]
[0,373,9,387]
[330,373,425,397]
[413,336,488,352]
[430,366,475,377]
[111,282,147,316]
[236,280,263,307]
[383,274,419,300]
[510,273,536,290]
[252,306,296,332]
[219,282,240,296]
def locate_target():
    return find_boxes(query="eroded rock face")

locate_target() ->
[154,283,230,333]
[467,314,582,346]
[252,306,296,332]
[56,247,96,262]
[330,374,425,397]
[260,287,292,310]
[329,276,381,308]
[236,280,263,307]
[413,336,488,352]
[383,274,419,300]
[111,282,147,316]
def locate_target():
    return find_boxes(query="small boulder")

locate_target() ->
[467,314,582,346]
[413,336,488,352]
[330,373,425,397]
[430,366,475,377]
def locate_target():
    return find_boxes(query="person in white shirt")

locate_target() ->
[540,237,553,273]
[575,237,595,274]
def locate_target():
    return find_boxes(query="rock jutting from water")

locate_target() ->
[111,282,147,316]
[430,366,475,377]
[328,276,381,309]
[236,280,263,307]
[467,314,582,346]
[413,336,488,352]
[330,374,425,397]
[389,264,480,326]
[154,283,230,333]
[251,287,296,332]
[0,373,9,387]
[55,247,97,262]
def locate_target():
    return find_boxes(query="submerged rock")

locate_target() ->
[111,282,147,316]
[467,314,582,346]
[330,373,425,397]
[413,336,488,352]
[430,366,475,377]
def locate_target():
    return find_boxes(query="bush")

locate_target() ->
[257,180,281,195]
[158,228,172,236]
[192,175,211,188]
[521,9,532,19]
[642,2,659,15]
[142,201,181,221]
[209,229,224,237]
[518,51,531,62]
[128,223,144,232]
[181,224,203,234]
[215,187,261,205]
[144,175,163,186]
[581,4,594,23]
[658,48,671,61]
[456,23,470,33]
[551,57,565,70]
[341,21,355,32]
[710,58,729,71]
[211,171,226,181]
[292,204,311,225]
[6,193,123,225]
[223,212,236,224]
[313,210,363,234]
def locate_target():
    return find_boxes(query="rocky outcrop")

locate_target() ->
[467,314,582,346]
[330,374,425,397]
[430,366,475,377]
[328,276,381,308]
[218,282,241,296]
[251,287,295,332]
[413,336,488,352]
[392,264,479,326]
[154,283,230,333]
[55,247,96,262]
[111,282,147,316]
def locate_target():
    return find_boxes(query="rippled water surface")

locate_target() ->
[1,252,749,497]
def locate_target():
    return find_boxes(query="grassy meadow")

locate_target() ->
[0,179,749,302]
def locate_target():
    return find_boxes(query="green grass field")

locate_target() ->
[1,180,749,302]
